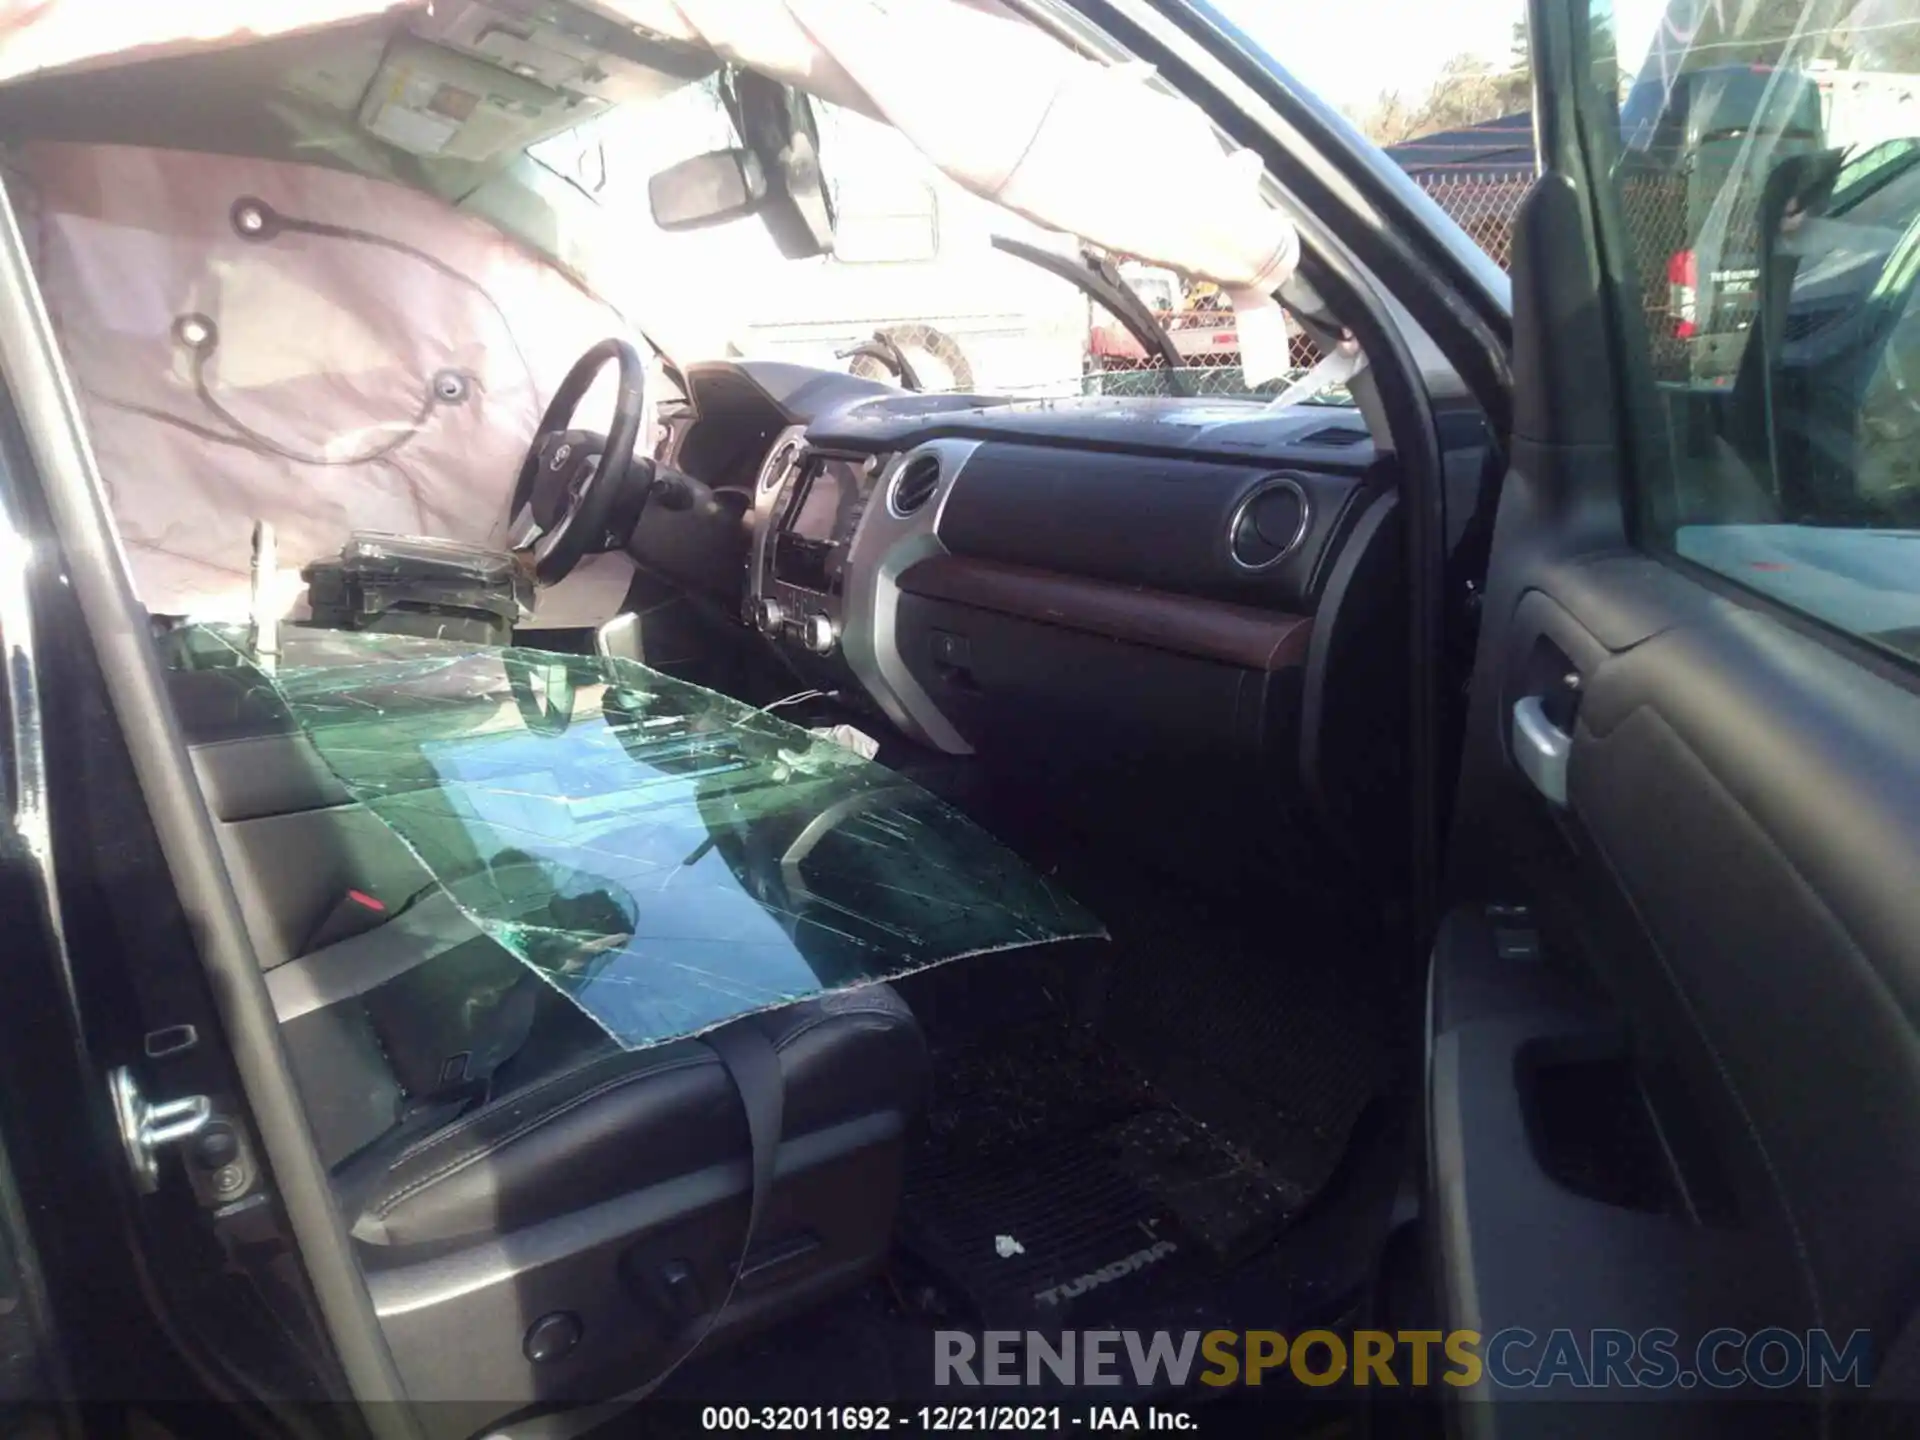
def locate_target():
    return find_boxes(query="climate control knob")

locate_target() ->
[753,597,786,636]
[802,612,838,656]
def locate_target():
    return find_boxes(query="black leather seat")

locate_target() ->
[340,983,926,1252]
[332,980,927,1418]
[164,650,931,1422]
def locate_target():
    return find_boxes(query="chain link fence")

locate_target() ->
[842,166,1697,400]
[1414,170,1533,268]
[1080,305,1327,398]
[841,312,1323,400]
[1409,168,1699,378]
[1083,166,1695,399]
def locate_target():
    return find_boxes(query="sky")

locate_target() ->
[1214,0,1675,116]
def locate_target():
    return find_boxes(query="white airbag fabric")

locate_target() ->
[9,141,634,621]
[0,1,1303,621]
[605,0,1301,378]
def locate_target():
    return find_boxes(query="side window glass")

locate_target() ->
[1600,0,1920,663]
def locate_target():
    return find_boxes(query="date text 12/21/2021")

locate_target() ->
[699,1406,1198,1431]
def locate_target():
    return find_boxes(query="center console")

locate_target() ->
[748,427,886,664]
[746,423,981,756]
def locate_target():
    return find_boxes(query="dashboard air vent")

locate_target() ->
[890,453,942,517]
[1228,476,1311,572]
[762,439,802,495]
[1300,425,1368,448]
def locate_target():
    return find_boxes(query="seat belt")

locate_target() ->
[634,1020,786,1397]
[705,1021,786,1276]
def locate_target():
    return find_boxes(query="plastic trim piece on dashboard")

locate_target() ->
[895,553,1315,673]
[840,439,984,755]
[749,429,982,756]
[746,422,811,617]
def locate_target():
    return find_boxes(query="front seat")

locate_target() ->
[329,976,927,1417]
[162,640,930,1421]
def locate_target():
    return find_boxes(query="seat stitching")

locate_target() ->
[372,1056,716,1212]
[394,1004,904,1169]
[371,1058,719,1218]
[388,1050,709,1169]
[770,1005,905,1052]
[375,1003,909,1218]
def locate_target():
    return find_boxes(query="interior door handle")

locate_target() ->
[1512,695,1571,806]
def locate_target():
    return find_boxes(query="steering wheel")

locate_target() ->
[508,338,648,585]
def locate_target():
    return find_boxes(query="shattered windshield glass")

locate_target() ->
[172,625,1101,1050]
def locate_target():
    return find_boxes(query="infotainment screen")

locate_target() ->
[773,456,870,593]
[789,456,863,541]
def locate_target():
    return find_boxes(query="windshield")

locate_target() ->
[1235,0,1535,272]
[168,623,1102,1051]
[0,0,1325,625]
[529,79,1311,401]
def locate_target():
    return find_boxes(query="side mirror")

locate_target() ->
[647,148,769,231]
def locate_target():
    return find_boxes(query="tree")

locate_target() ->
[1350,29,1531,146]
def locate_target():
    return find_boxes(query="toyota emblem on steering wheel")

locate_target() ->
[550,442,573,470]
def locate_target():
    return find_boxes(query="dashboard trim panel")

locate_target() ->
[720,373,1383,763]
[746,421,812,626]
[840,439,983,754]
[896,554,1315,673]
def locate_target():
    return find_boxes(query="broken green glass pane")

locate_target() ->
[175,625,1101,1049]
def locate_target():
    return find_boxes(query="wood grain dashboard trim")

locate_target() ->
[897,554,1314,672]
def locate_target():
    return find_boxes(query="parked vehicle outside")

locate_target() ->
[1624,60,1920,385]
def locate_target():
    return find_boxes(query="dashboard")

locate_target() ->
[647,360,1389,766]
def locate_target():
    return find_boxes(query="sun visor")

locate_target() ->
[171,624,1104,1050]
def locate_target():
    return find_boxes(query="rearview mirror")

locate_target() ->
[648,148,769,231]
[726,69,837,259]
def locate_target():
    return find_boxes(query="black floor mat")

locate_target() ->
[1098,907,1393,1207]
[929,777,1402,1217]
[901,1022,1298,1328]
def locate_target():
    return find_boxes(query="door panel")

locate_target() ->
[1435,0,1920,1421]
[1570,601,1920,1327]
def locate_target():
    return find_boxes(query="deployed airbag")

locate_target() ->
[9,141,637,623]
[1,1,1305,621]
[173,624,1103,1050]
[608,0,1302,381]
